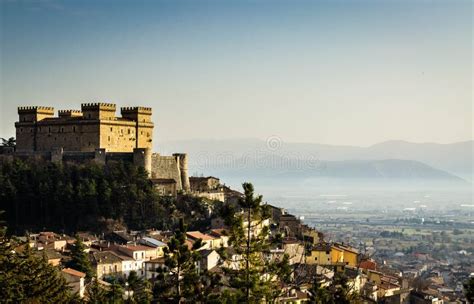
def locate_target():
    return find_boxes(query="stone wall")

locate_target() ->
[150,154,183,190]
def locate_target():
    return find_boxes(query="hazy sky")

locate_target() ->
[1,0,472,146]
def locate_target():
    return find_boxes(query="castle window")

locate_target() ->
[48,127,51,133]
[110,127,113,132]
[128,129,131,134]
[61,127,64,133]
[108,136,110,142]
[73,126,76,132]
[140,131,143,135]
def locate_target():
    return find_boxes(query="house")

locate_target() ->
[90,251,122,279]
[104,231,135,245]
[144,257,166,280]
[33,232,67,251]
[279,214,303,238]
[276,287,310,304]
[35,249,63,266]
[113,253,143,278]
[333,243,359,267]
[117,244,158,261]
[189,176,220,192]
[197,249,220,272]
[138,237,167,257]
[282,238,305,265]
[306,243,332,265]
[208,229,229,248]
[186,231,218,250]
[61,268,86,298]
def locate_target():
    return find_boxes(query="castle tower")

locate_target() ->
[134,148,152,177]
[173,153,190,192]
[81,103,116,120]
[15,106,55,151]
[120,107,153,149]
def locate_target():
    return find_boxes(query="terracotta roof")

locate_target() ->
[209,229,227,237]
[186,231,216,241]
[62,268,86,278]
[359,260,377,271]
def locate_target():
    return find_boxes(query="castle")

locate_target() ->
[11,103,190,194]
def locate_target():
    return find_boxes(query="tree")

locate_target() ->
[68,235,93,280]
[310,272,361,304]
[464,277,474,304]
[1,137,15,147]
[219,182,291,303]
[156,218,204,303]
[86,277,109,303]
[126,271,152,303]
[0,215,73,303]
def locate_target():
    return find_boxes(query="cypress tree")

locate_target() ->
[68,235,93,280]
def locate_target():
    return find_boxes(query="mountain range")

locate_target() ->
[156,139,473,183]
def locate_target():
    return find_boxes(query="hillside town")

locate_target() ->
[1,104,473,303]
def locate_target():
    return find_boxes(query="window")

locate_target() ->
[128,129,131,134]
[48,127,51,133]
[141,252,144,259]
[61,127,64,133]
[140,131,143,135]
[20,128,23,133]
[110,127,113,131]
[73,126,76,132]
[108,136,110,142]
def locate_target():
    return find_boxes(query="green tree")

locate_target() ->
[125,271,152,303]
[68,235,94,280]
[156,219,204,303]
[0,216,73,303]
[310,272,361,304]
[220,182,291,303]
[86,276,109,303]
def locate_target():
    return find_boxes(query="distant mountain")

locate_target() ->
[156,138,472,183]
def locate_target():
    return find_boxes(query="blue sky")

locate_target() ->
[1,0,472,146]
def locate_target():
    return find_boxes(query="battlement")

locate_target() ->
[120,107,152,114]
[58,110,83,117]
[18,106,55,114]
[81,103,116,111]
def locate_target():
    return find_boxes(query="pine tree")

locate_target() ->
[86,276,109,303]
[0,216,73,303]
[107,277,125,303]
[126,270,152,303]
[157,218,204,303]
[68,235,94,280]
[220,182,292,303]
